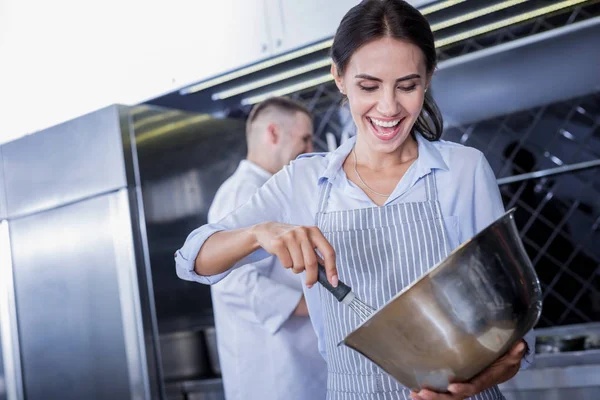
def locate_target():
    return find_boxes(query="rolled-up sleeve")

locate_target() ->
[175,224,230,284]
[174,162,297,285]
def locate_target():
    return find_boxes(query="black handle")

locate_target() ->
[317,263,352,303]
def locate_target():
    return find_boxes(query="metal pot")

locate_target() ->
[159,329,209,381]
[342,208,543,392]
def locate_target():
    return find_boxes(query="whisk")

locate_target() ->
[317,263,376,320]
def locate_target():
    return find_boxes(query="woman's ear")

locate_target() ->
[331,63,345,95]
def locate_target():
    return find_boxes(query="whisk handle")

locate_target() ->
[317,263,352,302]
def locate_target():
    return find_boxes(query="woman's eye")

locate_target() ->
[359,86,378,92]
[398,84,417,92]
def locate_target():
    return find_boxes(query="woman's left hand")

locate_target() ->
[410,340,527,400]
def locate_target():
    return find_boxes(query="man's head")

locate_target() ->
[246,97,314,173]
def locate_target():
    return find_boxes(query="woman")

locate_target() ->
[176,1,533,399]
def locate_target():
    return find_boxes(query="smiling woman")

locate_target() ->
[175,1,535,400]
[330,0,443,144]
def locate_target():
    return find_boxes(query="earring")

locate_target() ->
[425,88,428,93]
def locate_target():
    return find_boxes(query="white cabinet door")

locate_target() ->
[171,0,273,89]
[268,0,360,55]
[267,0,439,56]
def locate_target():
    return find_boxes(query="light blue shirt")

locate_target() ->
[207,160,326,400]
[175,134,535,369]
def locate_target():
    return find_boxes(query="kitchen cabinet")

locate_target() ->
[265,0,438,56]
[266,0,358,55]
[172,0,273,89]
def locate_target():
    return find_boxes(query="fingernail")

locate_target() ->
[419,391,434,400]
[331,275,339,287]
[306,283,313,289]
[517,342,525,352]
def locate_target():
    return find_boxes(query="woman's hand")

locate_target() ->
[410,340,527,400]
[252,222,338,288]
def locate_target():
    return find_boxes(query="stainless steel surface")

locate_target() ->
[342,209,543,392]
[502,365,600,389]
[203,327,221,376]
[496,159,600,185]
[433,17,600,127]
[499,323,600,399]
[133,106,246,324]
[109,189,153,400]
[347,295,376,320]
[164,383,185,400]
[182,378,225,400]
[160,330,209,381]
[2,105,128,218]
[0,104,245,400]
[0,221,23,400]
[503,387,600,400]
[0,147,6,220]
[9,191,142,400]
[119,107,166,399]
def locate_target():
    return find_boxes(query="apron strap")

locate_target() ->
[424,170,438,202]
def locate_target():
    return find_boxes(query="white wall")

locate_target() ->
[0,0,264,144]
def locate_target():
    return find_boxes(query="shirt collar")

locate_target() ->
[239,159,273,181]
[319,133,449,182]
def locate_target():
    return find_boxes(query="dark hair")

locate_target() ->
[331,0,443,141]
[246,96,311,133]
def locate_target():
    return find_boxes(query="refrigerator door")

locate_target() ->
[9,189,149,400]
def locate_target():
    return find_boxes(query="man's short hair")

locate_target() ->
[246,97,311,134]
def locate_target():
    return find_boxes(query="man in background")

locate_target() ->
[207,97,326,400]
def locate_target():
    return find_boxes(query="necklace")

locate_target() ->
[352,147,392,197]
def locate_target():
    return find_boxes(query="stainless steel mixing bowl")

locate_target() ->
[342,209,543,392]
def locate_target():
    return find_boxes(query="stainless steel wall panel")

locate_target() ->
[0,147,6,219]
[433,18,600,127]
[2,105,128,218]
[9,190,148,400]
[0,221,23,400]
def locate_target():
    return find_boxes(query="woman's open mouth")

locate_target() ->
[367,116,405,141]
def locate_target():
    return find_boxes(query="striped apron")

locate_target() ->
[316,171,505,400]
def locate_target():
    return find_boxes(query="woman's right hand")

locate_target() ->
[251,222,338,288]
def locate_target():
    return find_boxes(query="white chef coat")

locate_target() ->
[207,160,327,400]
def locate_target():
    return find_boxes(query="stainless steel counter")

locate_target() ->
[165,378,224,400]
[499,323,600,400]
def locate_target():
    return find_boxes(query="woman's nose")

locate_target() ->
[377,88,401,116]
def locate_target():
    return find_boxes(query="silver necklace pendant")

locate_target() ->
[352,147,392,197]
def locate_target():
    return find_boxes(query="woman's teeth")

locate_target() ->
[370,118,401,128]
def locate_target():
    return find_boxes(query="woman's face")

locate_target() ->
[333,37,430,154]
